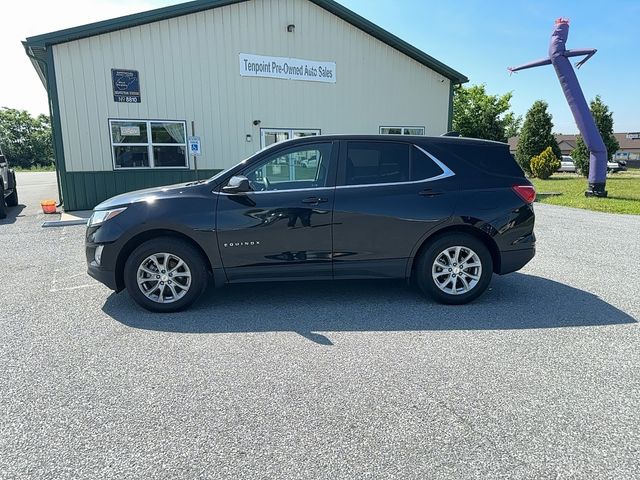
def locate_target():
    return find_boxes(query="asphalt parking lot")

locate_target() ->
[1,173,639,479]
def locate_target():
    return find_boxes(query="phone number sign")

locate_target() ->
[111,69,141,103]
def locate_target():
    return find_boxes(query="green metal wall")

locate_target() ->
[61,170,220,211]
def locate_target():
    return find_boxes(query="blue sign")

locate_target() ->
[111,69,141,103]
[188,136,202,156]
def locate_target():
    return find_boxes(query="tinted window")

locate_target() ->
[346,142,409,185]
[431,142,524,177]
[411,146,444,180]
[243,143,332,191]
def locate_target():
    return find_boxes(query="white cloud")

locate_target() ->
[0,0,170,115]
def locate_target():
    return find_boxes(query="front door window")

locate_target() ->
[244,143,332,191]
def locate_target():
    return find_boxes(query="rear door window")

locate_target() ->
[344,142,410,186]
[341,142,446,186]
[411,146,444,180]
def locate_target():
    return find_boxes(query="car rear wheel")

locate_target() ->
[416,233,493,305]
[124,237,208,312]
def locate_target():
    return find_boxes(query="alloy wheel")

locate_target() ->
[431,246,482,295]
[136,253,192,304]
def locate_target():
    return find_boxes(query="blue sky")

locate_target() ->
[5,0,639,133]
[335,0,640,133]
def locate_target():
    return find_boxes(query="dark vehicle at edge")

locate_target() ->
[0,148,19,219]
[86,135,536,312]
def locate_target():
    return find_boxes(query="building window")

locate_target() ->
[110,120,188,169]
[380,126,425,136]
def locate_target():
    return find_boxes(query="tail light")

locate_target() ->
[512,184,536,204]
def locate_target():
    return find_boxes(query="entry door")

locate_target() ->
[261,129,321,148]
[217,141,337,282]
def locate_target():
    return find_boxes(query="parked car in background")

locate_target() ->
[86,135,536,312]
[0,148,19,219]
[607,160,626,173]
[557,155,626,174]
[558,155,577,173]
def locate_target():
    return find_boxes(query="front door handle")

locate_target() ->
[419,189,444,197]
[302,197,328,204]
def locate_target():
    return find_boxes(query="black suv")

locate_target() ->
[0,150,19,219]
[86,135,536,312]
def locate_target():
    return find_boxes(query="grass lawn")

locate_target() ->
[531,168,640,215]
[13,165,56,172]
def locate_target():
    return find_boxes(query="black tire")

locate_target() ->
[0,183,7,219]
[415,233,493,305]
[124,237,209,313]
[5,175,18,207]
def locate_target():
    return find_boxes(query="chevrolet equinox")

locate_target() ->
[86,135,536,312]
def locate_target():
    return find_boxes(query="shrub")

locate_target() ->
[530,147,561,179]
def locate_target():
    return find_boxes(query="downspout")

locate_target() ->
[24,46,64,207]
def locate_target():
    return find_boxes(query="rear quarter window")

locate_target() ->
[431,142,524,177]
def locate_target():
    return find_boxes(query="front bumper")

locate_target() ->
[87,263,119,291]
[86,240,120,291]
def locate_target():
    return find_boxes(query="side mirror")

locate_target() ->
[223,175,251,194]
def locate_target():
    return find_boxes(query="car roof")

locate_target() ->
[273,134,510,148]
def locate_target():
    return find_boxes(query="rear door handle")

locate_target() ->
[302,197,328,204]
[419,189,444,197]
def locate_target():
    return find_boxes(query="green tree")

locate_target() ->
[0,108,54,169]
[516,100,561,174]
[452,84,521,142]
[571,95,620,177]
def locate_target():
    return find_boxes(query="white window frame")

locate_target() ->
[109,119,189,170]
[260,128,321,149]
[379,126,426,136]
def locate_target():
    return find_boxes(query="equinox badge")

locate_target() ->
[223,241,261,248]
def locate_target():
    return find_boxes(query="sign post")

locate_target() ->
[188,123,201,181]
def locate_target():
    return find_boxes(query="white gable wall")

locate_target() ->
[53,0,451,172]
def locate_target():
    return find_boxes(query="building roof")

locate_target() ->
[23,0,468,88]
[508,133,640,152]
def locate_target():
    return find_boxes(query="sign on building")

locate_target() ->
[111,69,141,103]
[626,133,640,140]
[188,136,202,156]
[239,53,336,84]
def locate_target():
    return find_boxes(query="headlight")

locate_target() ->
[88,207,127,227]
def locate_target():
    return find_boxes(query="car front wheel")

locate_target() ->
[416,233,493,305]
[124,237,209,312]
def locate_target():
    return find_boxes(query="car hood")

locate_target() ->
[94,182,203,210]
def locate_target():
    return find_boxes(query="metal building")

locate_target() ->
[24,0,467,211]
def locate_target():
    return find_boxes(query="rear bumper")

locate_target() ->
[498,247,535,275]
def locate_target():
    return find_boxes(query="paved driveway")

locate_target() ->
[1,199,638,479]
[13,171,59,215]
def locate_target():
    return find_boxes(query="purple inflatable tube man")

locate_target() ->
[509,18,608,197]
